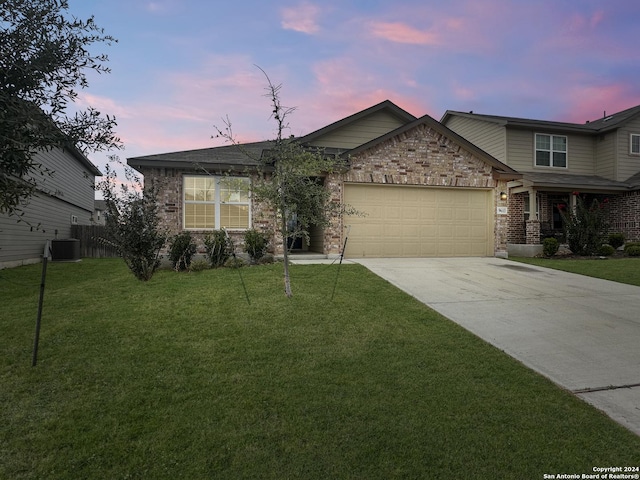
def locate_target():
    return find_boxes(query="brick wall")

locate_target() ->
[607,191,640,242]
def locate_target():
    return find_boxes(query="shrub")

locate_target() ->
[168,232,197,271]
[598,244,615,257]
[626,245,640,257]
[224,256,247,268]
[204,230,231,268]
[96,161,167,281]
[244,229,269,263]
[624,242,640,252]
[188,258,210,272]
[561,195,610,256]
[608,233,625,249]
[257,253,275,265]
[542,237,559,257]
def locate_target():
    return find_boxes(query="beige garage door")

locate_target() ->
[343,184,493,257]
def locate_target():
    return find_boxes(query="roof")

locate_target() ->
[128,141,274,172]
[345,112,521,179]
[299,100,417,145]
[518,172,632,192]
[441,104,640,135]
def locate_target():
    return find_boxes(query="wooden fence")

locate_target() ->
[71,225,120,258]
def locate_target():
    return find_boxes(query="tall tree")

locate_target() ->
[0,0,121,216]
[216,70,354,297]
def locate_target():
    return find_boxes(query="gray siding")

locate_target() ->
[616,116,640,181]
[445,116,507,163]
[594,132,616,179]
[308,111,407,149]
[506,129,595,174]
[0,148,98,268]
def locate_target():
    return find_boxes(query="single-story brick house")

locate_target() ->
[128,100,526,258]
[441,105,640,253]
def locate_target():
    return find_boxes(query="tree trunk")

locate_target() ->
[281,214,293,297]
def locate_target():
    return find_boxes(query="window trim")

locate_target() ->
[183,175,251,231]
[630,133,640,155]
[534,133,568,168]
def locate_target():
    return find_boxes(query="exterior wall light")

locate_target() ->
[500,191,508,201]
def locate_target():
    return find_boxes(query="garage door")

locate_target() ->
[343,184,493,257]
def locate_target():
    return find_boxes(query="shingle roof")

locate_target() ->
[128,141,274,172]
[521,172,632,192]
[441,104,640,135]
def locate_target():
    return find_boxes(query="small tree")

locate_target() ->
[215,68,356,297]
[561,194,610,256]
[95,157,167,281]
[1,0,121,216]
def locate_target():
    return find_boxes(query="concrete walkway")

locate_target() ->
[354,257,640,436]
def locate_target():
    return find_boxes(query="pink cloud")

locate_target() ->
[368,21,439,46]
[281,2,321,34]
[561,83,635,123]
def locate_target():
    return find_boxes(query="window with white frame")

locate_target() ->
[535,133,567,168]
[631,134,640,154]
[183,175,250,230]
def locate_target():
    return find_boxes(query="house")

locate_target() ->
[0,146,101,268]
[93,199,107,226]
[128,100,521,259]
[441,106,640,253]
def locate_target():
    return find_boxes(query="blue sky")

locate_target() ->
[67,0,640,175]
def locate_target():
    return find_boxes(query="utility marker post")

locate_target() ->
[32,241,52,366]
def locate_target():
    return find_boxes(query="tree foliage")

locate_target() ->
[215,68,355,297]
[95,157,167,281]
[1,0,121,216]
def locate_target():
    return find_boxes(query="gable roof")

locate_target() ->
[128,141,273,172]
[346,112,521,179]
[299,100,417,145]
[441,104,640,135]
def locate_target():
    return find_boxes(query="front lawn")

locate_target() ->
[511,256,640,287]
[1,259,638,479]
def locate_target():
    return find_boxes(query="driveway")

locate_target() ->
[354,257,640,436]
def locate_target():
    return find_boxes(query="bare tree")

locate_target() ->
[215,68,353,297]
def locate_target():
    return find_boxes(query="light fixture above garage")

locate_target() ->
[500,192,508,201]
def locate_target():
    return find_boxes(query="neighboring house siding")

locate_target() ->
[308,111,407,149]
[506,129,595,174]
[594,131,616,180]
[0,148,97,268]
[444,116,507,163]
[28,148,97,209]
[616,115,640,181]
[0,192,93,267]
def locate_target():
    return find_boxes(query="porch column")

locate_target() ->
[526,219,541,245]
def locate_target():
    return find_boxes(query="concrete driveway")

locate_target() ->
[354,257,640,436]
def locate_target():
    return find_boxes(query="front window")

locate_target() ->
[631,134,640,154]
[536,134,567,168]
[183,175,250,230]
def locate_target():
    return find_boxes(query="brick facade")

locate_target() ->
[143,124,515,257]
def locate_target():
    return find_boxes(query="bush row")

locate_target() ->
[543,232,640,258]
[168,229,271,271]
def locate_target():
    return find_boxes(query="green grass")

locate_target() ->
[1,259,639,479]
[511,256,640,287]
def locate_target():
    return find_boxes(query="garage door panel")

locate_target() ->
[344,184,493,258]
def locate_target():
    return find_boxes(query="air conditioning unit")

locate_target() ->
[51,239,80,261]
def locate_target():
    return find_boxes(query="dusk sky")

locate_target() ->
[68,0,640,178]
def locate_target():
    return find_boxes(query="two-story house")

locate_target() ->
[0,146,101,268]
[441,106,640,252]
